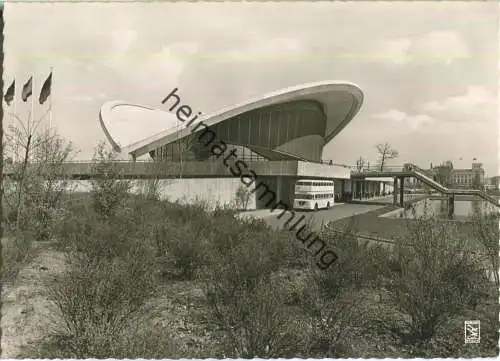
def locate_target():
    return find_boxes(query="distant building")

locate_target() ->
[485,176,500,190]
[453,162,485,188]
[413,161,485,189]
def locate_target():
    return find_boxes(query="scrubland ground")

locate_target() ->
[1,142,498,358]
[2,192,498,358]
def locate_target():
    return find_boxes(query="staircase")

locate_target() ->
[407,164,499,207]
[410,168,448,193]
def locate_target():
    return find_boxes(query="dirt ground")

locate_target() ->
[2,243,67,358]
[1,241,215,358]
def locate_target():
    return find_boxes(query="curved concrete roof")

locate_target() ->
[99,80,364,158]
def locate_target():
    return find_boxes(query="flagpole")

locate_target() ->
[13,88,17,161]
[49,67,53,131]
[31,76,35,136]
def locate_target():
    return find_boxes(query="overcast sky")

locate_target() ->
[4,1,499,175]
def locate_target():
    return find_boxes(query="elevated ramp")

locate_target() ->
[353,165,499,208]
[411,169,448,193]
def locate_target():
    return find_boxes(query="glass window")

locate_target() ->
[250,112,260,145]
[239,116,250,144]
[269,109,281,148]
[260,111,271,147]
[295,193,313,200]
[216,123,227,143]
[227,117,240,143]
[278,110,289,144]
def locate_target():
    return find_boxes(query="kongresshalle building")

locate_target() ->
[99,81,382,210]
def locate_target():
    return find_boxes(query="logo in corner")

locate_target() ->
[464,320,480,344]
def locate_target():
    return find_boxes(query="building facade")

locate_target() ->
[412,162,485,189]
[453,163,485,188]
[99,81,370,209]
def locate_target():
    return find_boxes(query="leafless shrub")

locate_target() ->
[296,221,390,356]
[89,142,132,220]
[46,241,158,358]
[382,214,491,351]
[206,275,304,358]
[3,120,75,239]
[235,184,252,210]
[471,212,499,287]
[134,157,175,201]
[202,220,310,358]
[1,234,36,285]
[154,220,210,280]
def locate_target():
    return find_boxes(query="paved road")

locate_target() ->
[239,203,387,231]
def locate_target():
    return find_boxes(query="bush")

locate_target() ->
[160,199,211,225]
[202,221,307,358]
[46,241,158,358]
[89,142,132,220]
[295,222,390,356]
[51,199,94,251]
[1,233,35,285]
[316,221,389,295]
[154,220,210,280]
[206,275,305,357]
[235,185,252,210]
[381,215,491,352]
[471,212,499,287]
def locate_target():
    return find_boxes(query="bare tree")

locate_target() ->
[355,156,365,172]
[27,130,75,239]
[4,110,74,237]
[375,142,399,171]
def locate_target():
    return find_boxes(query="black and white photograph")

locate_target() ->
[1,1,499,358]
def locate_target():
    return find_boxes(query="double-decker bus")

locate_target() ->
[293,179,335,211]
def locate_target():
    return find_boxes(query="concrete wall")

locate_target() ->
[64,179,257,210]
[297,162,350,179]
[156,178,257,209]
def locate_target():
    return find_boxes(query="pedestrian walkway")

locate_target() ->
[350,193,422,204]
[237,202,387,231]
[355,195,393,203]
[235,208,278,220]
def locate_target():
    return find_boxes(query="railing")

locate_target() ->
[350,163,499,207]
[351,165,409,173]
[320,160,355,169]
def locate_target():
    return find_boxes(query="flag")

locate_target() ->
[39,72,52,105]
[473,158,477,161]
[22,76,33,102]
[4,79,14,105]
